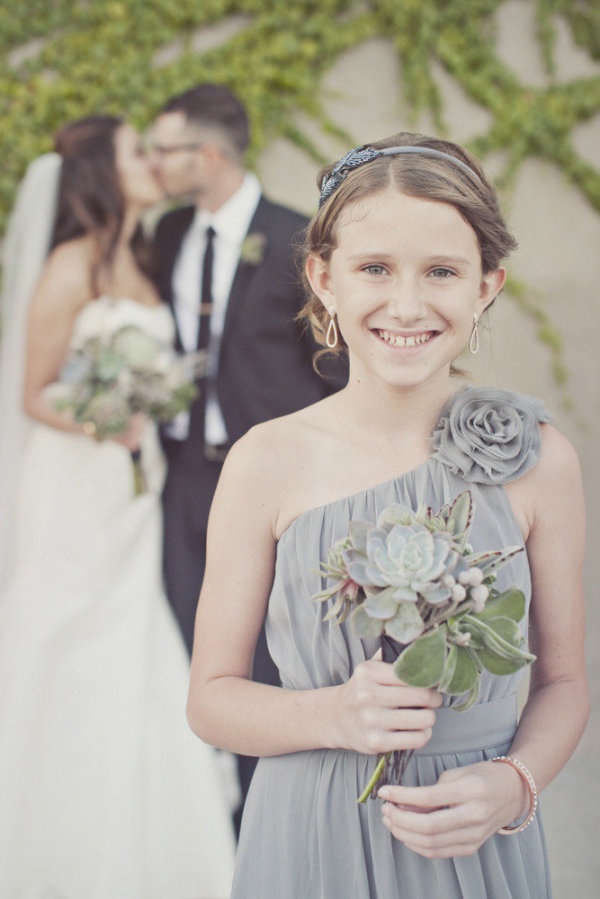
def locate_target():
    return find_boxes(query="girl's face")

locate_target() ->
[115,124,163,208]
[307,186,505,394]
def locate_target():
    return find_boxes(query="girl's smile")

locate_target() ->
[375,328,435,349]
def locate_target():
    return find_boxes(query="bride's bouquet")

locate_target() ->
[313,491,536,802]
[52,324,206,494]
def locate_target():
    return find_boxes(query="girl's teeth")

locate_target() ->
[378,330,432,348]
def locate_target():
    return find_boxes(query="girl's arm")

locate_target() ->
[501,424,589,786]
[187,422,442,759]
[379,425,589,857]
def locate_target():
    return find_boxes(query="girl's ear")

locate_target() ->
[305,254,336,313]
[477,267,506,315]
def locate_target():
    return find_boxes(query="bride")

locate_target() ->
[0,116,237,898]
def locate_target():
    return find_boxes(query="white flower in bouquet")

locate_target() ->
[117,368,134,394]
[151,349,173,376]
[83,390,130,436]
[111,325,162,369]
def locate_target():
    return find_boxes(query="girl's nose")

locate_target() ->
[386,277,424,321]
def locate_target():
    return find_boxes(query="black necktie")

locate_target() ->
[197,225,215,351]
[189,226,219,452]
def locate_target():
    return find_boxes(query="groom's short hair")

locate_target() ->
[161,83,249,161]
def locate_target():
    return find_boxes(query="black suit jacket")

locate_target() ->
[154,194,347,734]
[153,195,346,510]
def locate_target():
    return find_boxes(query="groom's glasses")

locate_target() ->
[147,142,205,156]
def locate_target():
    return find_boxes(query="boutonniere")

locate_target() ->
[240,232,267,266]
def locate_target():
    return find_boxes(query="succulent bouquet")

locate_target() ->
[52,324,205,494]
[313,491,536,802]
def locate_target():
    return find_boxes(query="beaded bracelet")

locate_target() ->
[492,756,538,834]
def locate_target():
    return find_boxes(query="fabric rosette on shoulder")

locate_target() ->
[431,386,551,485]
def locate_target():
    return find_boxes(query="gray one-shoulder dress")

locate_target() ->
[232,387,553,899]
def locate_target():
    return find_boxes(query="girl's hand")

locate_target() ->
[378,759,529,858]
[335,656,442,755]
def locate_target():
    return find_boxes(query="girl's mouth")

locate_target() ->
[375,329,435,348]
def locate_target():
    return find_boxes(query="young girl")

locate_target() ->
[187,132,589,898]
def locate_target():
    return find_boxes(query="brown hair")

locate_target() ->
[299,131,517,360]
[161,83,249,162]
[51,115,150,286]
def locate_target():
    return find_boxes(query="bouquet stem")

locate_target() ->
[130,449,147,496]
[357,633,414,803]
[358,749,414,803]
[358,754,389,803]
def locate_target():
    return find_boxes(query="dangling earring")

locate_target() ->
[325,310,339,349]
[469,313,480,355]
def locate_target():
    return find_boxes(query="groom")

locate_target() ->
[149,83,345,826]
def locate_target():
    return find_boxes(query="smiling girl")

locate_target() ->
[187,132,589,898]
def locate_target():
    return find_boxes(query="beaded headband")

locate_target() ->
[318,144,482,207]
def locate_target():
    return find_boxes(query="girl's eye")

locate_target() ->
[363,264,387,276]
[430,267,454,279]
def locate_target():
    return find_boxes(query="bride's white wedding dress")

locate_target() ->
[0,297,237,899]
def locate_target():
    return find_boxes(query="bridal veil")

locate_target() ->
[0,153,61,591]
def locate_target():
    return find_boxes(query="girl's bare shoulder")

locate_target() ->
[506,422,583,539]
[517,422,581,493]
[226,401,334,479]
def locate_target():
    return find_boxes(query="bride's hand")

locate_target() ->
[110,413,148,451]
[334,655,442,755]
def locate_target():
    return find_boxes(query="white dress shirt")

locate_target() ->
[166,173,261,443]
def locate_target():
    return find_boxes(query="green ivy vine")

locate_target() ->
[1,0,599,388]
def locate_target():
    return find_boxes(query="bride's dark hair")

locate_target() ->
[51,115,150,285]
